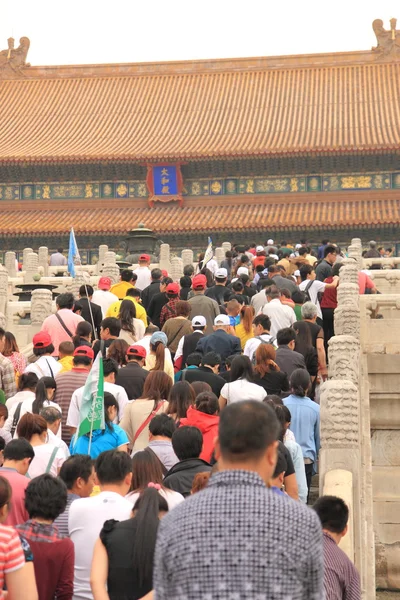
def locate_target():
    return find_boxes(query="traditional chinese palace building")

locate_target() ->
[0,20,399,258]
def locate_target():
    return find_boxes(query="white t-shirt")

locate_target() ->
[243,333,277,362]
[28,443,65,478]
[133,267,152,291]
[92,290,119,318]
[261,299,296,337]
[25,356,62,379]
[48,429,70,459]
[67,381,129,430]
[69,491,133,600]
[5,398,62,438]
[299,280,327,319]
[220,379,266,404]
[126,488,184,511]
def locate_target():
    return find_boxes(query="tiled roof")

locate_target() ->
[0,56,400,162]
[0,193,398,237]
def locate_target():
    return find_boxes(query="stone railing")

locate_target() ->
[320,238,376,599]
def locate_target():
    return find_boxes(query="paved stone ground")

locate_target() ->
[377,593,400,599]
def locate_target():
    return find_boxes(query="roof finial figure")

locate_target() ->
[372,18,400,58]
[0,36,30,78]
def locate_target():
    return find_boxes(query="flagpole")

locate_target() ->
[87,391,96,457]
[70,227,98,340]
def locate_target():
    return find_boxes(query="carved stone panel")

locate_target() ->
[320,379,359,449]
[31,289,52,326]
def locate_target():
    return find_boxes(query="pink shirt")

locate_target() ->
[41,309,84,355]
[0,468,29,526]
[358,272,375,295]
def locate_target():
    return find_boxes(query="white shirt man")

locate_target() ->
[92,277,118,318]
[133,255,152,290]
[69,452,133,600]
[251,287,268,314]
[298,266,338,320]
[243,315,277,362]
[262,296,296,338]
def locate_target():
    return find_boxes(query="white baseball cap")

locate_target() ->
[294,270,301,277]
[295,243,302,249]
[215,267,228,279]
[214,314,231,326]
[267,239,274,245]
[237,266,249,276]
[192,316,206,327]
[256,245,264,252]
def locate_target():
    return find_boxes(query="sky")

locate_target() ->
[0,0,399,66]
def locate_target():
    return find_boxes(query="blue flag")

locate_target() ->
[68,228,80,278]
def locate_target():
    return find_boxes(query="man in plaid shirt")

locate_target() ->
[0,328,16,399]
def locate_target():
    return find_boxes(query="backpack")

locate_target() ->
[251,335,276,365]
[303,280,314,303]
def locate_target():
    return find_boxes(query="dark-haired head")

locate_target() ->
[140,371,173,410]
[106,339,129,367]
[172,426,203,461]
[195,392,219,415]
[229,355,254,383]
[56,292,75,310]
[289,368,311,397]
[190,381,212,396]
[104,392,119,430]
[216,401,279,484]
[130,448,165,492]
[186,352,202,367]
[95,450,132,488]
[0,476,11,520]
[3,438,34,473]
[72,321,92,348]
[149,413,176,439]
[167,381,195,420]
[18,372,39,392]
[313,495,349,535]
[25,474,68,521]
[32,377,57,415]
[2,331,19,357]
[17,413,47,442]
[100,317,121,339]
[276,327,297,347]
[59,454,94,497]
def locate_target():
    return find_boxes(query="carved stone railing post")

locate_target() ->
[38,247,49,276]
[29,288,53,338]
[5,252,16,278]
[22,248,33,271]
[100,252,120,285]
[98,245,108,273]
[0,266,8,320]
[24,252,39,284]
[181,249,193,268]
[221,242,231,253]
[215,247,225,266]
[321,237,375,599]
[159,244,172,274]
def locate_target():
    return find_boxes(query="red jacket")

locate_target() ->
[180,406,219,463]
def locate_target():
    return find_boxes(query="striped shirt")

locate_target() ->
[0,355,17,400]
[323,532,361,600]
[54,493,80,537]
[0,524,25,598]
[154,469,324,599]
[54,368,89,445]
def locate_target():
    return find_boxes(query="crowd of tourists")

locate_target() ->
[0,239,378,599]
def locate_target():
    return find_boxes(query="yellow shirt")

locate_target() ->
[235,322,254,350]
[109,281,134,300]
[106,297,148,327]
[58,355,74,373]
[144,354,175,383]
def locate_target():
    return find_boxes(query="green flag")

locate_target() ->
[75,352,105,444]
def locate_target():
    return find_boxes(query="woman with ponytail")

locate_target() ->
[283,368,320,498]
[235,305,255,349]
[118,299,145,345]
[253,344,289,395]
[91,485,168,600]
[72,321,92,349]
[144,331,174,383]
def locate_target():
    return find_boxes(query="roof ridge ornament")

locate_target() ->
[372,18,400,59]
[0,36,30,79]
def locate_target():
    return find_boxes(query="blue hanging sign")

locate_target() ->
[146,164,184,207]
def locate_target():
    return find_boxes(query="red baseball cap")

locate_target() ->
[73,346,94,359]
[32,332,52,348]
[139,254,150,262]
[98,276,112,290]
[126,345,147,359]
[166,282,180,295]
[192,274,207,289]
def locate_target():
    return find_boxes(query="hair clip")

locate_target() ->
[148,482,161,490]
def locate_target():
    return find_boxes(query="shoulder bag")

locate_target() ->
[133,402,165,445]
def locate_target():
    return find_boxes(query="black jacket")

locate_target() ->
[79,297,103,338]
[147,292,168,329]
[205,284,227,306]
[275,346,306,379]
[196,329,241,369]
[141,281,161,311]
[115,361,148,400]
[182,366,226,397]
[181,331,204,368]
[163,458,212,497]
